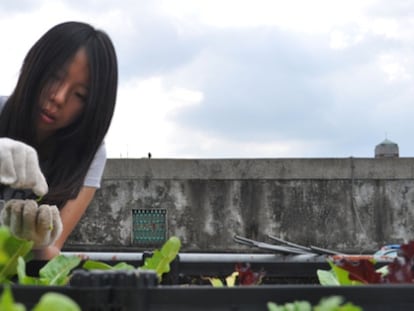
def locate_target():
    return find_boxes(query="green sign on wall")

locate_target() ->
[132,209,167,246]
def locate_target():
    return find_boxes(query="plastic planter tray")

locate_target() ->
[6,269,157,311]
[144,284,414,311]
[5,280,414,311]
[5,253,408,311]
[59,252,341,285]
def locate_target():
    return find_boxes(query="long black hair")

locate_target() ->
[0,21,118,207]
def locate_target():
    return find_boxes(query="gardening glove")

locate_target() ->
[0,137,48,196]
[0,199,63,248]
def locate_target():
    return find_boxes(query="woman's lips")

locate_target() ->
[40,110,56,124]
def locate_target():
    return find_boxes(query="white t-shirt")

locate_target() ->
[0,96,106,189]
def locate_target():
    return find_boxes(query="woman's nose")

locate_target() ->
[51,82,69,106]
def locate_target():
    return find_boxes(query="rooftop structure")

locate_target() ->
[375,138,399,158]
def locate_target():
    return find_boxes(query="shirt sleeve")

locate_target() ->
[84,141,107,188]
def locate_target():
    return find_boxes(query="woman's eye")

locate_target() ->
[75,92,88,102]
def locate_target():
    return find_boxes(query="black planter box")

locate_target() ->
[5,254,407,311]
[6,283,414,311]
[146,284,414,311]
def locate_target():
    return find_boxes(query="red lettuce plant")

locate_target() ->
[318,240,414,285]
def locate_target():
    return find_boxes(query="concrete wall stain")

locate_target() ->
[65,158,414,253]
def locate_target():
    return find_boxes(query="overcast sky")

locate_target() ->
[1,0,414,158]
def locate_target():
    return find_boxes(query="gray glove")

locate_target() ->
[0,199,63,247]
[0,138,48,196]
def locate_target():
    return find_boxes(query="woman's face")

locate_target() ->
[36,47,90,142]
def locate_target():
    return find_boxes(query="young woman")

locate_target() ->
[0,21,118,259]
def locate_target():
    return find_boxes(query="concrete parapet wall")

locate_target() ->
[65,158,414,253]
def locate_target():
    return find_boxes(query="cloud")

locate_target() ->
[105,0,414,157]
[0,1,43,12]
[116,17,203,81]
[105,76,203,158]
[3,0,414,158]
[160,27,398,150]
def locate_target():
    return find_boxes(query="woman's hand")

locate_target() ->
[0,199,63,247]
[0,138,48,196]
[32,245,61,260]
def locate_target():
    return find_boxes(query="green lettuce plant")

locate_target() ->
[267,296,362,311]
[82,236,181,281]
[0,225,181,286]
[0,285,81,311]
[205,263,264,287]
[0,227,33,284]
[0,225,181,309]
[17,255,81,286]
[0,286,25,311]
[318,240,414,285]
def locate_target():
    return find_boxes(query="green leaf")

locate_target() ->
[17,257,43,285]
[339,303,364,311]
[376,264,389,277]
[321,260,363,285]
[0,227,33,284]
[314,296,344,311]
[32,292,81,311]
[317,269,340,286]
[331,265,363,286]
[294,301,312,311]
[205,277,224,287]
[225,271,239,287]
[0,285,26,311]
[267,301,312,311]
[267,302,284,311]
[82,260,115,271]
[82,260,135,271]
[314,296,362,311]
[81,237,181,281]
[38,255,81,286]
[112,262,135,270]
[141,236,181,279]
[268,297,362,311]
[206,271,239,287]
[315,296,362,311]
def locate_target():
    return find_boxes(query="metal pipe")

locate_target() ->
[62,251,326,263]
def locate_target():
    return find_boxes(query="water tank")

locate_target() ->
[375,139,399,158]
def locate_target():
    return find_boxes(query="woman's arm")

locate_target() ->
[33,186,97,260]
[33,142,106,259]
